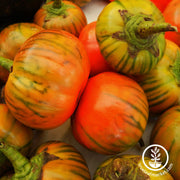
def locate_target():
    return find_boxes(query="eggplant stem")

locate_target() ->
[137,23,177,39]
[0,142,44,179]
[53,0,61,8]
[0,142,31,175]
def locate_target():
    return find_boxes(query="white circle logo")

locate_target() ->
[142,144,169,171]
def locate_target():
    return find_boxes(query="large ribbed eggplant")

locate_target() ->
[96,0,177,75]
[0,141,91,179]
[0,30,90,129]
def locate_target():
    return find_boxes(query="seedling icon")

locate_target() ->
[149,146,162,168]
[142,144,169,171]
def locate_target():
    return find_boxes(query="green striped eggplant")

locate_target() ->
[94,155,174,180]
[0,22,43,82]
[0,141,91,179]
[0,104,33,176]
[34,0,87,37]
[0,29,90,130]
[72,72,149,155]
[135,40,180,113]
[151,105,180,180]
[96,0,177,75]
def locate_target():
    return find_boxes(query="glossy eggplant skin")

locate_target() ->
[95,0,176,76]
[135,40,180,113]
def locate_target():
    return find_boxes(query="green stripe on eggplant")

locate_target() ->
[114,52,127,69]
[139,75,157,84]
[12,74,48,98]
[74,15,86,30]
[5,93,29,121]
[78,123,118,154]
[148,89,169,102]
[104,93,148,121]
[5,95,24,116]
[13,75,48,95]
[21,36,81,60]
[126,56,136,73]
[135,94,149,111]
[144,82,167,93]
[114,0,126,8]
[12,94,46,118]
[168,139,175,154]
[118,53,131,72]
[150,124,165,142]
[149,96,170,108]
[68,164,90,174]
[71,21,79,36]
[68,163,90,173]
[175,107,180,112]
[139,54,148,74]
[79,16,87,27]
[150,95,178,108]
[140,78,159,86]
[70,169,90,180]
[68,154,87,163]
[124,115,145,133]
[67,157,87,166]
[105,46,120,63]
[110,137,137,150]
[18,23,22,34]
[56,148,80,154]
[8,81,46,118]
[100,39,122,60]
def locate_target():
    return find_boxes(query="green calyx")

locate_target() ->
[95,156,149,180]
[112,10,177,57]
[43,0,74,19]
[0,57,13,72]
[0,143,44,180]
[170,49,180,86]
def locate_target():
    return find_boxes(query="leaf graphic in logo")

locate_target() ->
[149,147,162,168]
[154,146,158,152]
[151,153,155,158]
[151,149,155,154]
[157,153,161,158]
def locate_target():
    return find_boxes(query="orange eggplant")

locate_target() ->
[0,23,43,82]
[34,0,87,37]
[0,104,33,175]
[135,40,180,113]
[0,141,91,179]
